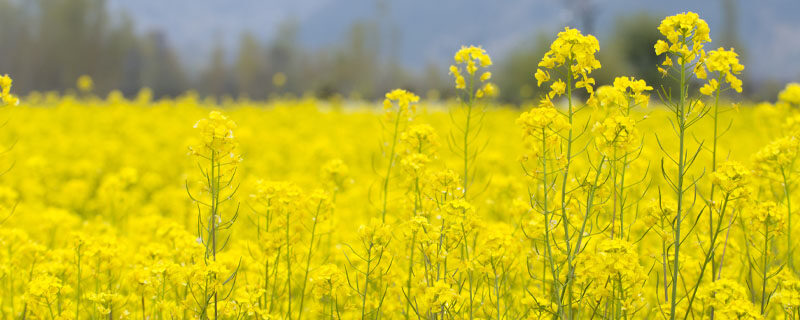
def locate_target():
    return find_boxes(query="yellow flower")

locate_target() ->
[419,280,459,313]
[427,169,462,198]
[517,106,570,161]
[358,218,392,249]
[753,135,799,176]
[711,161,750,198]
[742,201,787,234]
[589,76,653,112]
[703,48,745,93]
[778,83,800,107]
[455,75,466,89]
[451,45,496,99]
[654,40,669,55]
[191,111,241,162]
[573,239,647,312]
[383,88,420,116]
[400,153,431,176]
[516,106,570,134]
[476,82,498,98]
[454,45,492,67]
[700,79,719,96]
[27,275,65,302]
[250,180,303,214]
[777,271,800,311]
[534,69,550,86]
[477,223,519,265]
[549,80,566,97]
[309,264,347,299]
[537,27,601,94]
[400,124,440,155]
[0,74,19,106]
[442,198,478,232]
[450,65,466,89]
[698,279,762,320]
[77,75,94,92]
[655,12,711,67]
[321,158,350,191]
[591,115,639,155]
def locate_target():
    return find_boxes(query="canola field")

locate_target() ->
[2,11,800,320]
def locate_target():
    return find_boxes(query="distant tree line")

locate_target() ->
[0,0,784,103]
[0,0,186,97]
[0,0,449,100]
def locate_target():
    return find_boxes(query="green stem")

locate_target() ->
[539,128,562,318]
[670,50,688,320]
[761,222,769,314]
[405,232,416,320]
[297,205,321,319]
[75,247,82,319]
[463,71,477,198]
[286,208,292,319]
[461,223,474,320]
[330,287,335,320]
[782,167,793,272]
[709,85,721,281]
[561,59,576,320]
[492,258,501,320]
[681,195,731,320]
[361,245,373,320]
[381,110,402,222]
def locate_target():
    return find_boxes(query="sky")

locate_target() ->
[107,0,800,82]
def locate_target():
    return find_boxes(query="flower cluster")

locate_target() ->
[449,45,497,98]
[516,106,570,160]
[321,158,350,192]
[591,115,639,155]
[309,264,347,299]
[399,124,440,155]
[778,83,800,108]
[191,111,241,162]
[742,201,787,234]
[589,77,653,113]
[383,89,420,117]
[700,48,745,94]
[516,107,570,135]
[777,272,800,315]
[0,74,19,106]
[535,27,601,100]
[654,12,711,73]
[711,161,750,198]
[753,136,799,176]
[357,218,392,249]
[418,280,460,314]
[654,12,711,55]
[697,279,762,320]
[574,239,647,312]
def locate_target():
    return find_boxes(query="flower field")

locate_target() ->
[2,11,800,320]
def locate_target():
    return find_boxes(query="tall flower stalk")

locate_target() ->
[653,12,713,320]
[521,26,601,319]
[448,45,497,199]
[379,89,419,222]
[187,111,242,319]
[698,47,744,279]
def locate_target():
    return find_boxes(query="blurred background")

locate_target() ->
[0,0,797,103]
